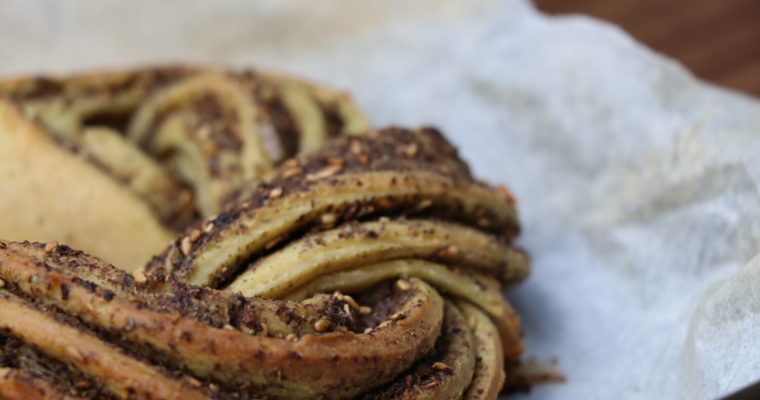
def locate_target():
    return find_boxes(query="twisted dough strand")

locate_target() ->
[0,67,368,267]
[0,68,531,399]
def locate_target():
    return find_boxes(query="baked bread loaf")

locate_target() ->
[0,67,368,269]
[0,68,539,399]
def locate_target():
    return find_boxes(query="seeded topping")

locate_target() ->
[0,66,533,399]
[43,241,58,254]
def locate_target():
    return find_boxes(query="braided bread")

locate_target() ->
[0,68,533,399]
[0,67,368,268]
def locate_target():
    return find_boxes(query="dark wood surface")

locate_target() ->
[534,0,760,98]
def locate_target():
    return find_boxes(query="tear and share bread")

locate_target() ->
[0,67,533,399]
[0,67,369,269]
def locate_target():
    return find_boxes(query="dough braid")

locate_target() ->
[0,69,530,399]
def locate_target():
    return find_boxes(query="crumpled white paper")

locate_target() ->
[2,1,760,398]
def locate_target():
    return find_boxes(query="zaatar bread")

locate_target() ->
[0,67,368,269]
[0,69,534,399]
[0,240,445,399]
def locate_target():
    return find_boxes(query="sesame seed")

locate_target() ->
[189,229,201,242]
[404,143,419,157]
[269,187,283,199]
[313,319,331,332]
[223,324,236,331]
[185,376,202,388]
[285,333,297,342]
[320,213,336,226]
[336,293,360,309]
[417,199,433,210]
[468,315,478,329]
[44,241,58,253]
[396,279,411,291]
[437,245,459,258]
[350,140,363,155]
[180,237,193,256]
[281,167,303,179]
[0,279,4,288]
[307,164,342,181]
[204,222,215,233]
[132,270,148,284]
[432,362,449,370]
[359,306,372,315]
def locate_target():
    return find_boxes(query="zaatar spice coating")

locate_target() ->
[137,127,528,399]
[360,302,475,400]
[126,69,368,217]
[1,336,116,400]
[0,67,532,399]
[145,127,522,289]
[0,66,368,248]
[226,219,528,297]
[0,240,446,399]
[456,300,507,400]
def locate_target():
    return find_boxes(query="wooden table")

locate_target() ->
[535,0,760,98]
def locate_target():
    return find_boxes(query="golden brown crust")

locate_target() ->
[457,301,506,400]
[0,68,535,398]
[0,241,445,399]
[0,99,174,270]
[360,301,476,400]
[0,368,82,400]
[0,292,210,400]
[0,66,368,267]
[145,128,523,288]
[227,218,526,298]
[282,259,524,360]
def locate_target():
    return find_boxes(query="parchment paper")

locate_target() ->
[2,1,760,398]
